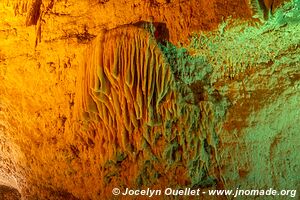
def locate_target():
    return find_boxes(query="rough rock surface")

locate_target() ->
[0,0,298,199]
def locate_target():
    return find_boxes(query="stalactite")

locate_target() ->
[249,0,277,20]
[6,0,30,15]
[25,0,42,26]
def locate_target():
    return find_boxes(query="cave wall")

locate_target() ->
[0,0,299,199]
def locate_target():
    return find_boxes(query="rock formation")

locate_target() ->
[0,0,299,199]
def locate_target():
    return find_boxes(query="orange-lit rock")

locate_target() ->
[0,0,296,199]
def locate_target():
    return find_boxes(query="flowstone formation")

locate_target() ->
[75,25,226,199]
[0,0,299,199]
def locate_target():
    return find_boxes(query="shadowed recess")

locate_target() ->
[0,185,21,200]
